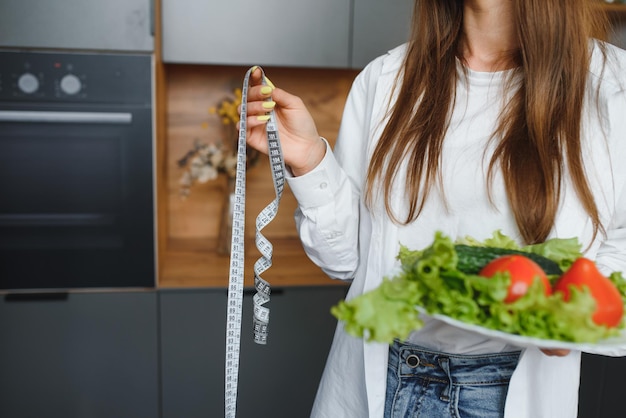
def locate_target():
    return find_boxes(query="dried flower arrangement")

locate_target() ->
[176,86,261,254]
[177,87,259,197]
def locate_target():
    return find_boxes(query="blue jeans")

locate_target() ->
[385,341,521,418]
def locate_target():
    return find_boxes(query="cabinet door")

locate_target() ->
[0,292,159,418]
[578,353,626,418]
[0,0,154,51]
[159,290,226,418]
[161,0,351,68]
[159,285,349,418]
[351,0,413,68]
[610,21,626,50]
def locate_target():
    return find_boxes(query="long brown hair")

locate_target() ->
[365,0,609,244]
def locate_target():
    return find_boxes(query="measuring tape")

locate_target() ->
[225,66,286,418]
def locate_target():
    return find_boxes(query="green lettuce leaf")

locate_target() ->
[457,229,521,249]
[331,231,624,344]
[524,238,582,271]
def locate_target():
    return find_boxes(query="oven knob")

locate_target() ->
[17,72,39,94]
[60,74,82,95]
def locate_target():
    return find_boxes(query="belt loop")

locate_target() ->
[438,357,452,402]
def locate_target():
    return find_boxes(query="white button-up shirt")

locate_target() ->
[287,41,626,418]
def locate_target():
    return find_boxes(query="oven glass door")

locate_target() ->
[0,108,154,290]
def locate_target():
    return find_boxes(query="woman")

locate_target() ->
[243,1,626,417]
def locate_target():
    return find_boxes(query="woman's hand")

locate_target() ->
[241,67,326,176]
[540,348,571,357]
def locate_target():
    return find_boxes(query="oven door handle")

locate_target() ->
[0,110,132,124]
[0,213,116,226]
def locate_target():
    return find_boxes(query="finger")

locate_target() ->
[245,114,271,131]
[247,84,274,103]
[269,87,306,110]
[541,348,571,357]
[244,100,276,117]
[246,67,275,101]
[250,67,277,90]
[249,66,265,86]
[238,80,274,118]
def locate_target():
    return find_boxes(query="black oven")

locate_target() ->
[0,50,155,291]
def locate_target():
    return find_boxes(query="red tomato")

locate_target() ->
[479,255,552,303]
[553,258,624,328]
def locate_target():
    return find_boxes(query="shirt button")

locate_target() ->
[319,182,328,189]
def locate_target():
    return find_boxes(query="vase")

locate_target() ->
[217,177,236,255]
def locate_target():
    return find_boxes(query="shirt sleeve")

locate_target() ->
[285,66,375,280]
[287,141,359,280]
[595,88,626,277]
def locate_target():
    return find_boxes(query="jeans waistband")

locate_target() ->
[389,340,521,385]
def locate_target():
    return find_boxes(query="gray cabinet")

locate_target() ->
[161,0,351,68]
[578,353,626,418]
[159,285,348,418]
[0,292,159,418]
[351,0,413,68]
[0,0,154,52]
[161,0,412,68]
[0,286,622,417]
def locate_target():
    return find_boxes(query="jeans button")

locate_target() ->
[406,354,420,368]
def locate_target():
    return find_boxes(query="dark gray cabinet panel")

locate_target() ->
[160,285,349,418]
[161,0,351,68]
[351,0,413,68]
[0,292,159,418]
[0,286,622,418]
[578,353,626,418]
[0,0,154,51]
[159,290,225,418]
[161,0,413,68]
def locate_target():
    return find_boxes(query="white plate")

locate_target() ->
[415,306,626,351]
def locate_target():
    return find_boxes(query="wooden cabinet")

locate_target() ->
[0,292,159,418]
[161,0,412,68]
[0,0,154,51]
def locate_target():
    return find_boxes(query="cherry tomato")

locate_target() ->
[480,255,552,303]
[554,258,624,328]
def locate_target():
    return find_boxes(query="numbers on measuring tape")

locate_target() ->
[224,66,286,418]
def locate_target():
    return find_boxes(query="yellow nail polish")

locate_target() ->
[262,101,276,110]
[257,115,271,122]
[263,76,275,89]
[260,86,273,95]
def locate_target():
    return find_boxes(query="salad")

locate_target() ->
[331,231,626,344]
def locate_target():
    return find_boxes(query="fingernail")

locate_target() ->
[257,115,271,122]
[262,101,276,110]
[264,76,275,88]
[260,86,273,95]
